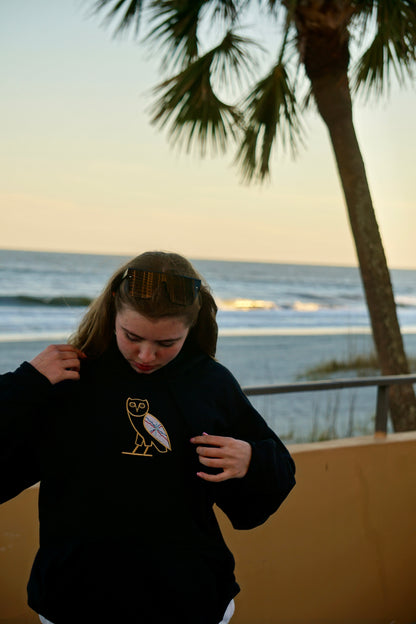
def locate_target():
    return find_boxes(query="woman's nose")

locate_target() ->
[138,342,156,362]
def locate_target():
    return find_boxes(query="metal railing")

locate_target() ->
[243,374,416,435]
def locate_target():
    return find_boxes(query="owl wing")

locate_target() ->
[143,413,171,450]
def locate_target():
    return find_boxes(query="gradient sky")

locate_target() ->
[1,1,415,267]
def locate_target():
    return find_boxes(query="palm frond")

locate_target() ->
[352,0,416,96]
[146,1,247,71]
[264,0,284,13]
[236,61,304,183]
[93,0,145,36]
[210,30,262,90]
[206,0,241,22]
[150,50,242,155]
[147,0,205,69]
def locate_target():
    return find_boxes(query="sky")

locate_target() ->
[1,1,415,267]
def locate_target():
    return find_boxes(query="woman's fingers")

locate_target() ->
[190,434,252,482]
[30,344,86,385]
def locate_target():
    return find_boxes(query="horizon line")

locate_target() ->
[1,246,415,272]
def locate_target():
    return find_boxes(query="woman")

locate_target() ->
[0,251,295,624]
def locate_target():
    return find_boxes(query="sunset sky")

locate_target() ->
[1,1,415,267]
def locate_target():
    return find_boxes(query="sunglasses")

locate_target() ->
[122,268,201,306]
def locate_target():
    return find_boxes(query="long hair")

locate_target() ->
[69,251,218,358]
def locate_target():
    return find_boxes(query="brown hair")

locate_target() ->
[69,251,218,358]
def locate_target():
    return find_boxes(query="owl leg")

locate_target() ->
[131,433,147,454]
[131,443,152,455]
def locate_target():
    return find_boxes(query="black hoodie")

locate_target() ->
[0,342,295,624]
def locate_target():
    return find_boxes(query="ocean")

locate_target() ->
[2,249,416,442]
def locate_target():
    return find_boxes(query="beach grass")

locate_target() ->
[289,351,416,441]
[298,352,416,380]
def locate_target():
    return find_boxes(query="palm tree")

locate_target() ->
[92,0,416,431]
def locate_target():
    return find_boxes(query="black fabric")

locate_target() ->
[0,343,295,624]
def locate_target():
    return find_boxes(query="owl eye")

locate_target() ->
[139,402,146,409]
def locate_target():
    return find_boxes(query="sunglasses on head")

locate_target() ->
[121,268,201,306]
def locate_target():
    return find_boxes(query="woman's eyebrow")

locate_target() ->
[122,326,182,342]
[122,327,143,339]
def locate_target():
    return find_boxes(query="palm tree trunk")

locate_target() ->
[306,60,416,431]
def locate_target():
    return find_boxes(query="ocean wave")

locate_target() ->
[218,298,329,312]
[0,295,92,307]
[292,301,320,312]
[218,298,277,310]
[395,296,416,308]
[2,292,416,313]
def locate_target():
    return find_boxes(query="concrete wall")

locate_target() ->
[1,432,415,624]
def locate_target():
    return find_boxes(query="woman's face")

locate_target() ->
[115,307,190,374]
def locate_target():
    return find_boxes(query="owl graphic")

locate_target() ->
[122,397,171,456]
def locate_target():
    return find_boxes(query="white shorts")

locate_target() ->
[218,599,235,624]
[39,600,235,624]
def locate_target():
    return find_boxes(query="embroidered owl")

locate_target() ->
[123,397,171,456]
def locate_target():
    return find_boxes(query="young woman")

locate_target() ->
[0,251,295,624]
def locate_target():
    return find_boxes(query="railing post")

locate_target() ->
[375,385,389,436]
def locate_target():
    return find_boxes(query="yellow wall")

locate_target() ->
[1,433,416,624]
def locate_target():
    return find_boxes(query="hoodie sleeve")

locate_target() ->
[0,362,52,432]
[162,351,295,530]
[213,382,296,530]
[0,362,51,503]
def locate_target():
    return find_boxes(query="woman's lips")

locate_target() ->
[132,362,155,373]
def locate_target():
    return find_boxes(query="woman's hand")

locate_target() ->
[190,433,252,482]
[30,344,86,385]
